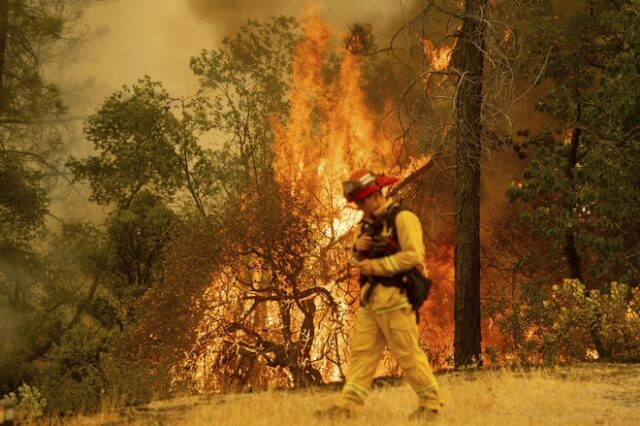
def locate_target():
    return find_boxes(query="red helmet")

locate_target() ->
[342,169,398,202]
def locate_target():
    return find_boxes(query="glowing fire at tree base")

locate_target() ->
[192,14,452,391]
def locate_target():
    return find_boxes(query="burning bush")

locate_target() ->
[193,186,352,391]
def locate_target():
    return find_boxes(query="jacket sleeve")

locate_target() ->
[369,210,425,276]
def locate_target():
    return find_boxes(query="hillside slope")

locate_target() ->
[68,363,640,425]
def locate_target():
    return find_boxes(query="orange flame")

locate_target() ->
[421,38,452,72]
[563,127,573,145]
[273,16,402,239]
[196,14,450,389]
[272,16,441,377]
[421,244,455,366]
[503,29,513,44]
[420,37,453,96]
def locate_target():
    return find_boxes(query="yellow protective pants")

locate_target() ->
[339,284,442,412]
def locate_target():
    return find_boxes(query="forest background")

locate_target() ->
[1,0,639,420]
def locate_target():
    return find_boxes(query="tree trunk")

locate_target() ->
[453,0,487,368]
[565,118,609,357]
[0,0,9,95]
[564,124,584,283]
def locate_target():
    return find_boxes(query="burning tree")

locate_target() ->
[195,187,348,390]
[188,15,441,390]
[115,8,499,393]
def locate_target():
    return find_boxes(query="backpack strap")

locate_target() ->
[382,203,432,320]
[384,203,410,247]
[360,203,411,295]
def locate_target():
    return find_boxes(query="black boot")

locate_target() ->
[408,406,439,421]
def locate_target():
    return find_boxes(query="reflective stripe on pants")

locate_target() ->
[339,304,442,410]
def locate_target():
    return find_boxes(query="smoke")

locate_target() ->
[186,0,414,44]
[0,300,21,362]
[48,0,218,223]
[186,0,303,33]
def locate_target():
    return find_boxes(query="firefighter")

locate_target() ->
[318,169,443,420]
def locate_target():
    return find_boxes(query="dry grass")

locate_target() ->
[66,363,640,426]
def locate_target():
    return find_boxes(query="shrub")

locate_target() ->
[540,280,597,362]
[495,279,640,364]
[100,352,154,408]
[2,383,47,422]
[540,280,640,362]
[40,326,114,414]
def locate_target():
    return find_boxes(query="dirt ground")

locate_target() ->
[66,363,640,426]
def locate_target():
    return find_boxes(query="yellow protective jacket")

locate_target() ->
[352,199,425,313]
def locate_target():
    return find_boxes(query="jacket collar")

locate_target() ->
[373,198,395,219]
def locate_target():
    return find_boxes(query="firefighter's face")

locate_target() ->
[355,192,380,216]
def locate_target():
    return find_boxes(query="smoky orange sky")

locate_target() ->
[63,0,414,107]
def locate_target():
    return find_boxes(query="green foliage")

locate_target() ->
[68,76,215,212]
[540,280,640,362]
[0,0,99,251]
[2,222,107,362]
[0,0,70,120]
[0,4,105,405]
[99,352,153,407]
[0,0,82,267]
[40,325,153,413]
[496,279,640,364]
[0,152,47,243]
[2,383,47,421]
[104,190,176,315]
[0,217,159,414]
[190,16,302,194]
[40,325,114,414]
[508,0,640,287]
